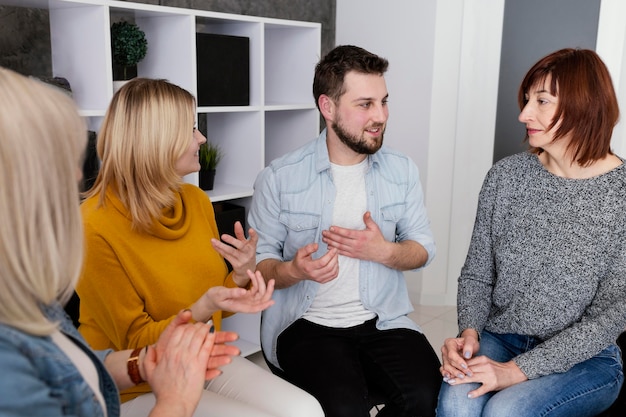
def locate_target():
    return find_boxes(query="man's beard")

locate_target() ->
[331,120,384,155]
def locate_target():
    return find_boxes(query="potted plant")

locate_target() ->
[110,21,148,89]
[198,141,223,191]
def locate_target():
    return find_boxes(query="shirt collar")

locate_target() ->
[314,128,380,173]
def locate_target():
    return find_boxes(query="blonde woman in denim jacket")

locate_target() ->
[0,67,239,417]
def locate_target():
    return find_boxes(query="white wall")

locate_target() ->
[336,0,437,300]
[337,0,504,305]
[337,0,626,307]
[336,1,436,179]
[597,0,626,157]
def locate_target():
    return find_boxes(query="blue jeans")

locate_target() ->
[436,331,623,417]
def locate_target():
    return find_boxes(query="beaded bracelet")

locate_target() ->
[127,347,145,385]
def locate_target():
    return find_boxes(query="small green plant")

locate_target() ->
[111,21,148,80]
[199,142,223,171]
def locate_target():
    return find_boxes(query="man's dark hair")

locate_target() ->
[313,45,389,111]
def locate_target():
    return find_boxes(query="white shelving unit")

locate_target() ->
[3,0,321,356]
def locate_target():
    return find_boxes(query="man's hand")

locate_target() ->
[289,243,339,284]
[322,211,428,270]
[322,211,387,263]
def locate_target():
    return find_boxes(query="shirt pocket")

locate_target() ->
[279,211,321,258]
[379,202,406,241]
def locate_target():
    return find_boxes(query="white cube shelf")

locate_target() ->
[3,0,321,355]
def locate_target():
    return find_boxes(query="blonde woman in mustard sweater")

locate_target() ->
[76,78,324,417]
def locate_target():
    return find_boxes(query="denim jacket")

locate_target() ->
[0,303,119,417]
[249,129,436,368]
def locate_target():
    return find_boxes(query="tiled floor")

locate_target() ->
[247,304,458,368]
[409,304,458,360]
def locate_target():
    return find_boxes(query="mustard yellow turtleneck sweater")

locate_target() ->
[77,184,237,402]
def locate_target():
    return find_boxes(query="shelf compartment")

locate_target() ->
[264,21,320,106]
[200,110,264,194]
[50,3,110,113]
[265,109,320,166]
[204,183,254,203]
[196,16,262,107]
[110,6,196,97]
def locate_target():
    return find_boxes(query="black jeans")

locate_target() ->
[276,317,441,417]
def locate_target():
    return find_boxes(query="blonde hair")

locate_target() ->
[0,68,86,335]
[85,78,196,232]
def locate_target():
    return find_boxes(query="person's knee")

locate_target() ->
[321,391,371,417]
[482,395,550,417]
[395,386,438,417]
[306,385,370,417]
[482,398,519,417]
[277,391,324,417]
[436,383,484,417]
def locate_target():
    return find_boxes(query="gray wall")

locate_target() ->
[493,0,600,163]
[0,0,335,77]
[0,6,51,75]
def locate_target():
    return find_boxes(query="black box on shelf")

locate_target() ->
[196,33,250,106]
[213,202,246,272]
[213,202,246,237]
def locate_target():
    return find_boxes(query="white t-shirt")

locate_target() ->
[303,158,376,327]
[51,330,108,417]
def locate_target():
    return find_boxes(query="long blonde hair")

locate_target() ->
[0,68,86,335]
[85,78,196,232]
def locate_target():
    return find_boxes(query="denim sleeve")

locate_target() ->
[400,157,436,267]
[249,166,287,263]
[0,342,69,417]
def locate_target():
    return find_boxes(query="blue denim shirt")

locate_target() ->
[0,303,119,417]
[249,129,436,368]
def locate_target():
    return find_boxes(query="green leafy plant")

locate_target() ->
[111,21,148,80]
[199,141,223,171]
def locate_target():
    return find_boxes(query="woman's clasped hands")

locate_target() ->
[439,330,527,399]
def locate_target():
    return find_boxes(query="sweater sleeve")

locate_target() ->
[456,166,499,335]
[77,227,173,350]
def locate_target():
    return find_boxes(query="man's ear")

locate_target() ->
[318,94,334,120]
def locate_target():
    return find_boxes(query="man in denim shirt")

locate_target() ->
[248,45,441,417]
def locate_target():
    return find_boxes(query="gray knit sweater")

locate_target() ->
[458,152,626,379]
